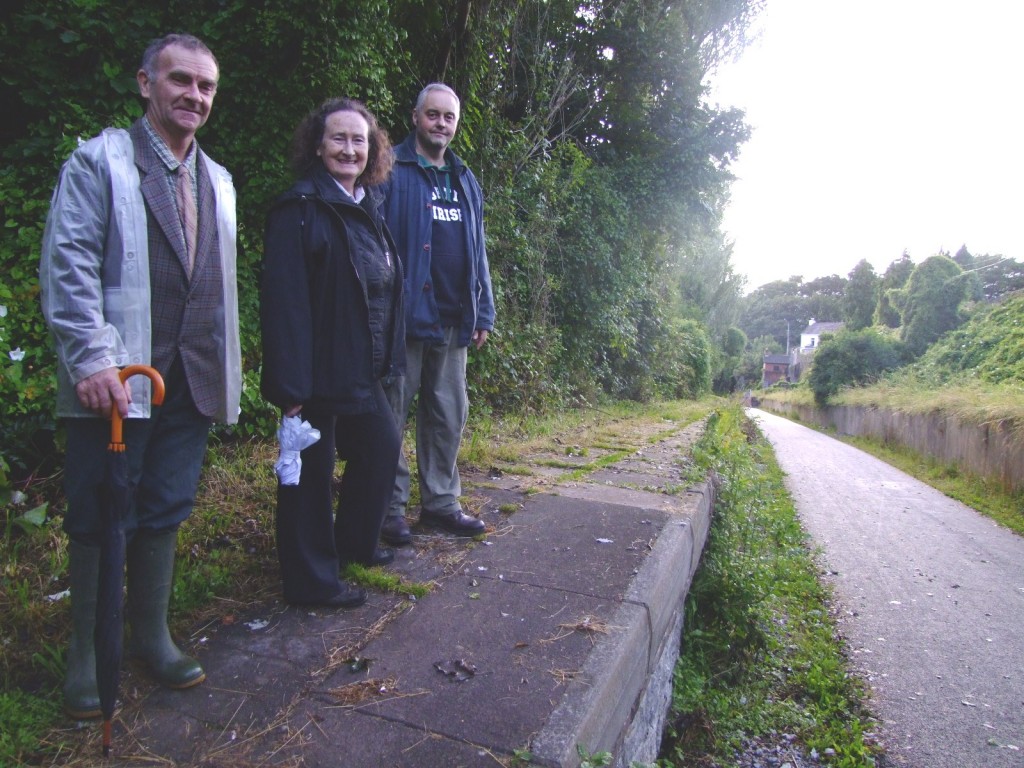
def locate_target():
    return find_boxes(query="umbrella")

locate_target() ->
[95,364,165,756]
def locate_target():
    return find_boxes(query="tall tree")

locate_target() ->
[894,255,969,357]
[844,259,879,330]
[739,277,808,350]
[802,274,846,324]
[952,245,984,301]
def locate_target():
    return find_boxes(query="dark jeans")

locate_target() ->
[62,357,212,545]
[275,385,401,604]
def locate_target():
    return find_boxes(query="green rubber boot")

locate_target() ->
[126,529,205,689]
[63,540,102,719]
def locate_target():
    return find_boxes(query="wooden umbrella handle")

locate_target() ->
[109,365,166,448]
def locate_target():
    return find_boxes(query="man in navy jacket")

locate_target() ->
[380,83,495,544]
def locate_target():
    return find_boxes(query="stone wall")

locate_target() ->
[756,399,1024,493]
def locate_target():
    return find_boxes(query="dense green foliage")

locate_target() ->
[843,259,878,331]
[664,407,878,765]
[0,0,764,479]
[737,249,1022,396]
[874,253,915,328]
[908,292,1024,385]
[893,255,970,358]
[807,329,905,406]
[953,245,1024,302]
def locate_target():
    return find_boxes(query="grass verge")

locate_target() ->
[660,405,881,767]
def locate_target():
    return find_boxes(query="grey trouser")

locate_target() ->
[386,327,468,518]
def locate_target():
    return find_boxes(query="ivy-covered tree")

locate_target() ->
[874,252,915,328]
[894,255,970,357]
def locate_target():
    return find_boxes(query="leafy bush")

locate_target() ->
[807,329,906,406]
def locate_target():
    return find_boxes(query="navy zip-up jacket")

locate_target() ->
[379,134,495,346]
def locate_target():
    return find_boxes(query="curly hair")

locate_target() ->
[289,98,393,186]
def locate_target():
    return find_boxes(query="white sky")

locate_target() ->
[708,0,1024,292]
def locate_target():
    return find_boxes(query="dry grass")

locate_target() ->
[327,676,400,706]
[764,378,1024,444]
[538,614,617,646]
[460,400,714,472]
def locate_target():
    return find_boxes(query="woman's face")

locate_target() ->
[317,110,369,193]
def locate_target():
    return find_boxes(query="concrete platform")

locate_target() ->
[81,421,713,767]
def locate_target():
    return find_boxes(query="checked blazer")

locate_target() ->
[128,120,226,419]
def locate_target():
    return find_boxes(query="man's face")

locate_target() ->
[137,43,219,148]
[412,90,460,158]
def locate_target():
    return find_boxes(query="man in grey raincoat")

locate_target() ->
[39,33,241,719]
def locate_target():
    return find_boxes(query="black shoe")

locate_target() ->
[323,586,368,608]
[380,516,412,546]
[290,584,367,609]
[368,547,395,566]
[340,547,394,569]
[418,510,486,537]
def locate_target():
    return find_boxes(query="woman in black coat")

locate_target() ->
[260,98,404,608]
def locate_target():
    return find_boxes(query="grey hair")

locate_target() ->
[140,34,218,80]
[414,83,460,112]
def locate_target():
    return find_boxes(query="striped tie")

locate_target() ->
[177,164,197,276]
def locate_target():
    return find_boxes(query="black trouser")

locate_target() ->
[275,385,401,604]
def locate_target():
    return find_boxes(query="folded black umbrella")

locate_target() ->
[95,365,164,756]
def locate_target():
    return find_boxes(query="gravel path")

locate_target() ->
[750,408,1024,768]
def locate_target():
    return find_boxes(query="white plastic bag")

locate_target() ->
[274,415,321,485]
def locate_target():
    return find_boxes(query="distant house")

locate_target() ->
[761,318,845,387]
[800,318,844,350]
[762,353,792,387]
